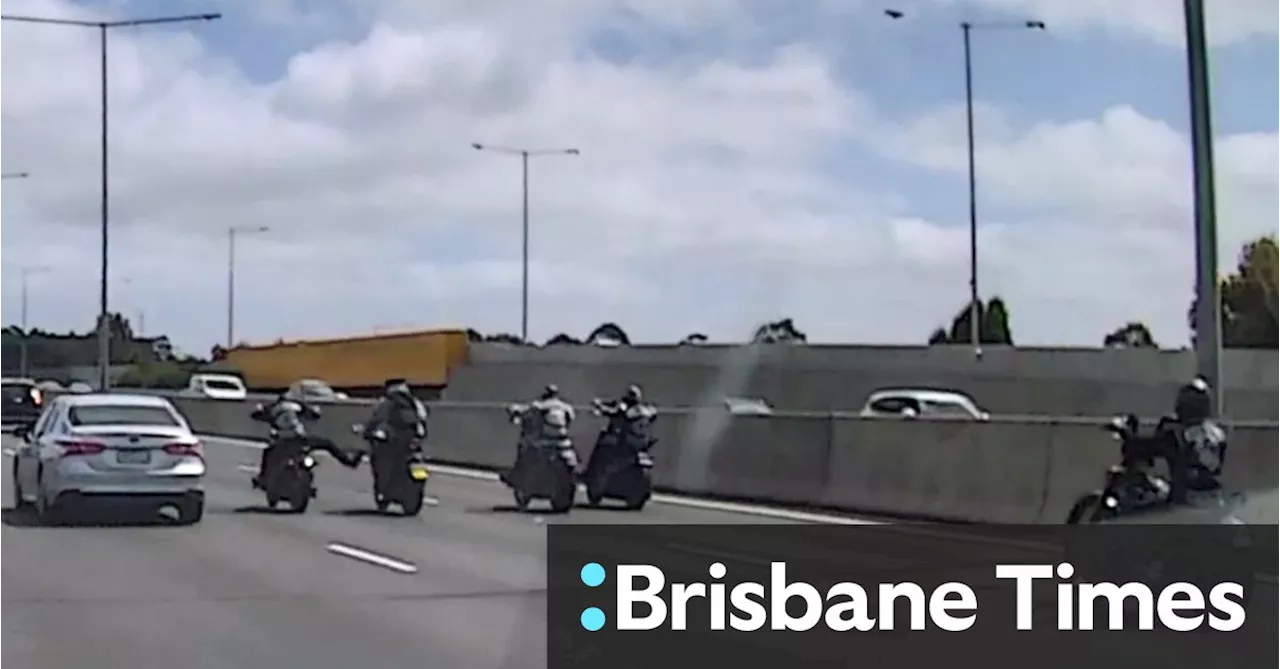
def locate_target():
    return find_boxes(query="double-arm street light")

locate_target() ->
[226,225,270,348]
[471,142,581,343]
[885,10,1045,355]
[2,11,222,390]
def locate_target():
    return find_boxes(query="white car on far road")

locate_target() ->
[186,373,248,400]
[10,393,206,525]
[858,389,990,420]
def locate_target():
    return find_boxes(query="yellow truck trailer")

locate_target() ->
[218,329,470,395]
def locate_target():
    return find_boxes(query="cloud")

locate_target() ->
[1,0,1275,355]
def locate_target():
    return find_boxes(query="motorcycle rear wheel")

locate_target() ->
[1066,493,1104,524]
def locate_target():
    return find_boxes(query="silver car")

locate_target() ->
[10,393,206,525]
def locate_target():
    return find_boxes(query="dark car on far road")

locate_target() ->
[2,377,46,429]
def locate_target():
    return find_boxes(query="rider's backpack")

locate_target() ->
[387,393,422,433]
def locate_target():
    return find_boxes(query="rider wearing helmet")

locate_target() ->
[1162,376,1227,504]
[592,384,657,451]
[362,378,430,501]
[250,390,360,489]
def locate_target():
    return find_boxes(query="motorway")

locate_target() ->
[1,434,867,669]
[5,435,1274,669]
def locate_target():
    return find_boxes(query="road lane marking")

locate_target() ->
[2,448,16,457]
[236,464,258,473]
[326,542,418,574]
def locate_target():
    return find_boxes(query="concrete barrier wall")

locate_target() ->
[444,344,1278,419]
[142,393,1279,524]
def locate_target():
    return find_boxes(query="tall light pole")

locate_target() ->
[226,225,269,348]
[471,142,581,343]
[18,266,50,377]
[1182,0,1222,410]
[2,12,222,391]
[885,10,1045,355]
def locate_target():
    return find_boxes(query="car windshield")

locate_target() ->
[299,381,335,397]
[68,404,181,427]
[868,396,920,414]
[204,378,243,391]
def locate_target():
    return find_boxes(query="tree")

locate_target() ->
[752,318,806,344]
[1189,235,1278,349]
[1104,322,1158,348]
[680,333,709,345]
[545,333,582,346]
[926,297,1014,345]
[586,322,629,346]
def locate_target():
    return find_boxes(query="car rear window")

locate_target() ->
[204,378,243,391]
[2,383,37,402]
[68,405,181,427]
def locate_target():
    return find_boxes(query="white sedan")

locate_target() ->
[10,393,206,525]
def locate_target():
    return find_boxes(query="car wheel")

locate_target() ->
[11,461,33,512]
[35,476,64,526]
[177,499,204,525]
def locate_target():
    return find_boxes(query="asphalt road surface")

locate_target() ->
[5,436,1273,669]
[1,434,889,669]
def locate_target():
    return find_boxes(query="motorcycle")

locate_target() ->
[255,427,319,513]
[351,424,430,516]
[581,400,657,510]
[499,404,578,513]
[1065,414,1172,524]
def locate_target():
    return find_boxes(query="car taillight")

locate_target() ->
[163,441,203,457]
[56,439,106,456]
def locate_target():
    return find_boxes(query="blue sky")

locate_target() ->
[2,0,1277,351]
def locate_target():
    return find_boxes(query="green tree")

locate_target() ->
[587,322,630,345]
[1104,322,1158,348]
[752,318,806,343]
[928,297,1014,345]
[1189,235,1278,349]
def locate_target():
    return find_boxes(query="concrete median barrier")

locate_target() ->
[124,393,1277,524]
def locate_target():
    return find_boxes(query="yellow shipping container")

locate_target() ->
[221,329,470,392]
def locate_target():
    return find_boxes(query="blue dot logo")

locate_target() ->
[580,562,606,587]
[580,607,606,631]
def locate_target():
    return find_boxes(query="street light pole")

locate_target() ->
[1182,0,1222,410]
[471,142,581,343]
[226,225,269,348]
[885,11,1044,356]
[2,11,222,390]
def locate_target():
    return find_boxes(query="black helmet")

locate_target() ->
[541,384,560,400]
[1174,376,1213,423]
[623,384,642,404]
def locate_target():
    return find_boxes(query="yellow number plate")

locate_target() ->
[409,466,430,481]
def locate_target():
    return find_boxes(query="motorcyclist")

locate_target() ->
[362,378,429,500]
[250,391,361,489]
[1159,376,1227,504]
[510,384,576,460]
[592,385,656,452]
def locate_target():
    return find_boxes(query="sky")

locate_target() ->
[1,0,1276,356]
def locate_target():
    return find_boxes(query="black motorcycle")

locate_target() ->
[499,404,578,513]
[1066,414,1172,524]
[256,430,319,513]
[581,402,656,510]
[352,424,430,516]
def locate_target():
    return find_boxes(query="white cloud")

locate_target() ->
[1,0,1275,355]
